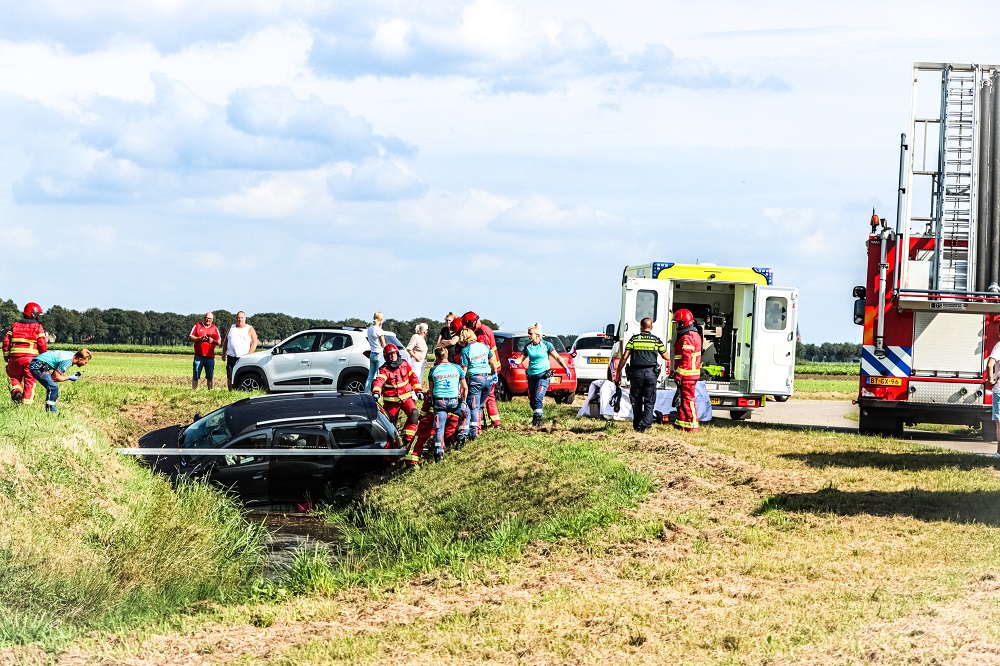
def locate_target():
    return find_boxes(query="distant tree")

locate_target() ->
[0,299,21,330]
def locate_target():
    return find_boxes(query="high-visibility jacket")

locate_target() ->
[3,319,47,360]
[673,327,702,381]
[372,360,422,402]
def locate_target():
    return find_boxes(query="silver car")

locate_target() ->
[231,327,409,393]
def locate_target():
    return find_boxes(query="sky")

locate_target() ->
[4,1,1000,342]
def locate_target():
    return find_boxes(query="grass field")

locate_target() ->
[9,353,1000,664]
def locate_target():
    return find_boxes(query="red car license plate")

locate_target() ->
[550,376,561,384]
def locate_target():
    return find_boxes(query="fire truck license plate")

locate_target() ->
[865,377,902,386]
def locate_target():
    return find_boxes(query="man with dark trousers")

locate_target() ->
[614,317,670,432]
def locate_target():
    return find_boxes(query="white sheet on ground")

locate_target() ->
[577,379,713,422]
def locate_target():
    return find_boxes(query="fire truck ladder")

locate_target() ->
[935,67,977,291]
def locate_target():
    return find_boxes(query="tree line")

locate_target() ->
[0,298,499,347]
[796,341,861,362]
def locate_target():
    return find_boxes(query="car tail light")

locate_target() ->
[736,398,760,408]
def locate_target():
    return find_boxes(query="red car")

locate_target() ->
[493,331,577,404]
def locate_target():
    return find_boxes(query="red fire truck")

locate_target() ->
[854,62,1000,439]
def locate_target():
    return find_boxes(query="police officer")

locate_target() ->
[614,317,671,432]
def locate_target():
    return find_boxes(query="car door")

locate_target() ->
[268,332,319,388]
[312,332,353,389]
[329,421,386,478]
[205,432,270,504]
[269,427,334,502]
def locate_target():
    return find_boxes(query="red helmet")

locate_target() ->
[22,302,42,318]
[383,343,399,356]
[449,317,464,334]
[462,311,478,327]
[673,309,695,327]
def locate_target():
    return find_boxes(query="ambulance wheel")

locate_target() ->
[496,377,512,402]
[730,409,751,421]
[772,394,790,403]
[981,422,997,443]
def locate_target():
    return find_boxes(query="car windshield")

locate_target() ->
[512,336,567,353]
[181,408,233,449]
[574,336,614,350]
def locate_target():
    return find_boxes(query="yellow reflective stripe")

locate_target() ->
[7,349,38,356]
[10,338,39,344]
[384,392,414,402]
[676,368,700,377]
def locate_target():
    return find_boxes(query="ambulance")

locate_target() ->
[608,262,798,419]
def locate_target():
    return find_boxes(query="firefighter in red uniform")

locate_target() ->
[3,302,48,405]
[371,343,423,446]
[672,309,702,432]
[462,311,501,428]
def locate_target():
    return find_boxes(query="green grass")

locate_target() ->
[795,360,859,375]
[0,378,266,648]
[312,398,655,587]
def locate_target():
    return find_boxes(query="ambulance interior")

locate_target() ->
[671,280,755,389]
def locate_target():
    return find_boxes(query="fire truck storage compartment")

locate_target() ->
[670,280,749,388]
[911,312,984,376]
[908,380,984,405]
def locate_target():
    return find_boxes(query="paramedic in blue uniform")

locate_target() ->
[614,318,671,432]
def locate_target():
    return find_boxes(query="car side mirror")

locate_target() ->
[271,347,280,355]
[192,413,201,422]
[853,298,865,325]
[605,323,615,338]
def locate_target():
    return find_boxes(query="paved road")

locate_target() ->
[746,399,996,456]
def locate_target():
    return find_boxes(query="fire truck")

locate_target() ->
[854,62,1000,439]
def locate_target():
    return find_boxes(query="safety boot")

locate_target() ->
[434,449,444,463]
[10,390,22,405]
[531,414,543,428]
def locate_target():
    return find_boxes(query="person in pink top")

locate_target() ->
[189,311,221,390]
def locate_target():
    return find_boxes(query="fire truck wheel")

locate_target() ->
[981,423,997,443]
[730,409,751,421]
[858,408,901,437]
[772,395,789,403]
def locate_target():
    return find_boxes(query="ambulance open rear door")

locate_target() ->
[749,286,798,398]
[621,277,673,385]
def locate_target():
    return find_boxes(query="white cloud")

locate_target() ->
[327,158,427,201]
[399,188,515,232]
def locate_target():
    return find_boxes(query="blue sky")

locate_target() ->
[2,1,1000,341]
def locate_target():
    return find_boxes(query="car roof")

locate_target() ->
[224,392,377,434]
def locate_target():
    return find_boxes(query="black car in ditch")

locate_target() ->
[137,392,403,504]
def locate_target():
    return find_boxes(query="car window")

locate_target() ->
[385,335,404,348]
[222,433,268,467]
[281,333,319,354]
[274,429,330,449]
[182,408,232,449]
[574,336,614,350]
[512,336,568,353]
[330,423,379,448]
[318,332,352,352]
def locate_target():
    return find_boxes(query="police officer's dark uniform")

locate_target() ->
[622,330,667,431]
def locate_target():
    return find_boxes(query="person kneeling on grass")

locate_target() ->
[29,349,91,413]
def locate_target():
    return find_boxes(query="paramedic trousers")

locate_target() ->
[432,397,470,453]
[466,373,494,439]
[628,366,658,431]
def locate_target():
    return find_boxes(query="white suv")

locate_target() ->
[569,331,615,391]
[232,327,409,393]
